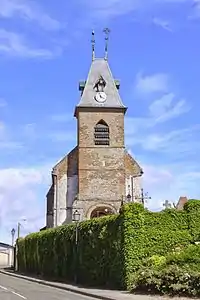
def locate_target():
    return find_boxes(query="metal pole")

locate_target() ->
[17,222,20,239]
[11,228,15,247]
[74,222,79,284]
[131,176,134,202]
[141,188,144,204]
[16,223,20,272]
[75,223,78,246]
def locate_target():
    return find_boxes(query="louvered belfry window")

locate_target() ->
[94,120,109,145]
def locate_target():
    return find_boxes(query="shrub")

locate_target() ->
[131,265,200,297]
[166,244,200,271]
[17,200,200,291]
[145,255,167,269]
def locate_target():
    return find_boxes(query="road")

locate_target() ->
[0,272,98,300]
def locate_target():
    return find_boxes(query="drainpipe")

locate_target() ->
[131,175,134,202]
[52,170,58,227]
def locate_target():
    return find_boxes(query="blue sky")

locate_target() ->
[0,0,200,244]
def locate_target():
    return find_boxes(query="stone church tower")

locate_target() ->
[46,31,143,228]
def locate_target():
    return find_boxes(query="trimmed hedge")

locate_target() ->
[18,215,124,288]
[17,200,200,290]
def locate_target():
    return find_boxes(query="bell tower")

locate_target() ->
[73,29,127,220]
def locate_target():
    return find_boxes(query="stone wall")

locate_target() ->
[78,110,125,204]
[78,110,125,147]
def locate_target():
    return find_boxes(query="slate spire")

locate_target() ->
[75,30,127,117]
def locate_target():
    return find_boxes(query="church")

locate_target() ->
[46,30,144,228]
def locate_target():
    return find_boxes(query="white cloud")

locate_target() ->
[149,93,191,123]
[0,0,62,31]
[135,72,169,94]
[152,17,173,32]
[0,98,7,107]
[48,131,76,142]
[127,124,200,154]
[0,29,60,58]
[0,120,24,149]
[50,113,73,122]
[188,0,200,19]
[142,163,200,211]
[126,72,195,156]
[128,68,199,208]
[83,0,193,20]
[0,121,6,138]
[23,123,37,140]
[0,165,51,244]
[82,0,140,18]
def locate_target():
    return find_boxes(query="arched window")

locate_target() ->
[94,120,109,145]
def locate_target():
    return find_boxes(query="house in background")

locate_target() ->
[0,242,14,268]
[176,196,188,210]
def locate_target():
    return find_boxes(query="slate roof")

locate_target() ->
[0,242,13,249]
[77,58,126,109]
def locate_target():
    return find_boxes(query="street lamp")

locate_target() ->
[15,219,26,272]
[126,193,131,202]
[73,210,80,223]
[72,210,80,284]
[73,210,80,245]
[11,228,15,246]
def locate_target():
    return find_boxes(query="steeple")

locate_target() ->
[75,30,127,117]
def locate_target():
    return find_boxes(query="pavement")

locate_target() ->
[0,271,96,300]
[0,269,195,300]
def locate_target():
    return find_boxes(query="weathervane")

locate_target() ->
[91,30,95,61]
[103,28,110,60]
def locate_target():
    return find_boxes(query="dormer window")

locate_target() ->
[94,120,109,145]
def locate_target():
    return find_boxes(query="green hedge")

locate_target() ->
[18,215,124,288]
[17,200,200,290]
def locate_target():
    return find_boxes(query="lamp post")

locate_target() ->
[126,193,132,203]
[17,219,26,239]
[73,210,80,246]
[11,228,16,246]
[73,209,80,283]
[15,219,26,272]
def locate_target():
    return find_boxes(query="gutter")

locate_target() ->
[52,170,58,227]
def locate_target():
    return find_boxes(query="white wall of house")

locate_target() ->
[0,247,14,267]
[126,175,142,202]
[57,174,68,226]
[66,175,78,223]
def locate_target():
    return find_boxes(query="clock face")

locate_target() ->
[95,92,107,103]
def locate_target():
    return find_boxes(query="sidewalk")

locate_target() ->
[0,269,191,300]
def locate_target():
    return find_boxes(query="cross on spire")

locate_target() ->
[103,28,110,60]
[163,200,172,209]
[91,30,95,61]
[135,188,151,205]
